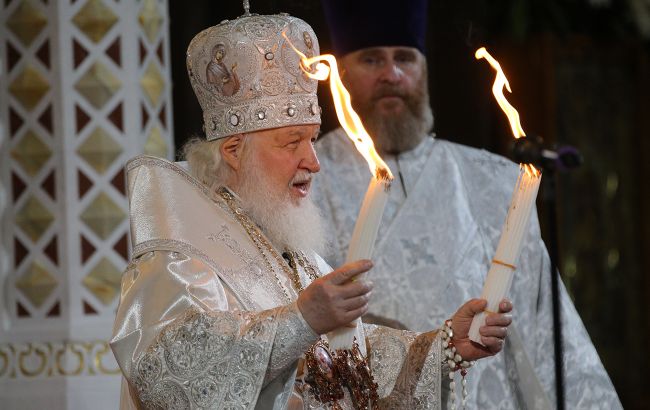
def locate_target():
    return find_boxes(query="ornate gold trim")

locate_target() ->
[0,340,120,379]
[18,344,48,377]
[55,343,84,376]
[0,348,8,378]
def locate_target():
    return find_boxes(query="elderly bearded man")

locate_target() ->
[110,8,514,410]
[313,0,622,409]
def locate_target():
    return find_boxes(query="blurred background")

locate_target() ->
[168,1,649,408]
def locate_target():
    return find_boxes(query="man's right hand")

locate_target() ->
[297,259,374,335]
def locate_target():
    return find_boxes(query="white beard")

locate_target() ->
[235,158,329,256]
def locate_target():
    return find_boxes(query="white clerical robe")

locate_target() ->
[313,129,622,409]
[110,156,448,409]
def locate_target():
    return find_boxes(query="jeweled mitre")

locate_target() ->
[186,13,321,141]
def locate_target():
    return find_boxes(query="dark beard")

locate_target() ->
[354,79,434,155]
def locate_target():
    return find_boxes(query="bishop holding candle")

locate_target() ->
[110,3,514,409]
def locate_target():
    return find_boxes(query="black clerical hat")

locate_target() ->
[322,0,428,56]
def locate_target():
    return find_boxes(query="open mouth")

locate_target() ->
[291,180,311,197]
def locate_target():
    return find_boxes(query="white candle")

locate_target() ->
[346,174,391,265]
[469,165,542,345]
[328,174,391,352]
[289,51,394,353]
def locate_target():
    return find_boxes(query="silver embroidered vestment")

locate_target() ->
[110,156,447,409]
[313,129,622,409]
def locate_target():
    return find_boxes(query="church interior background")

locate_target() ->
[1,0,649,408]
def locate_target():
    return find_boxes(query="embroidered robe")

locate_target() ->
[110,156,447,409]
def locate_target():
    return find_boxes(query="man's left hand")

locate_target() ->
[449,298,513,361]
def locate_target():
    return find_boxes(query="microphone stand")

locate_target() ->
[512,136,582,410]
[545,166,565,410]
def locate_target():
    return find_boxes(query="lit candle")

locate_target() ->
[296,50,394,352]
[328,170,391,352]
[468,48,542,345]
[468,165,541,344]
[346,171,392,266]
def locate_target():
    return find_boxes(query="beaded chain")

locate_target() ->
[441,319,474,410]
[217,187,319,301]
[284,250,320,289]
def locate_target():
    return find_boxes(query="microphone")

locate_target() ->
[512,135,583,172]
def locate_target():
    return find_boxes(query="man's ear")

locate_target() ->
[220,134,245,171]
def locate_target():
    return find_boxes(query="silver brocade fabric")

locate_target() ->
[110,155,444,409]
[186,14,321,141]
[313,129,623,410]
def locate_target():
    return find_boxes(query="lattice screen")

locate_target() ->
[0,0,173,407]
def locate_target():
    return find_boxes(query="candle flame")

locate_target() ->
[523,163,540,177]
[283,32,393,181]
[476,47,540,177]
[475,47,526,139]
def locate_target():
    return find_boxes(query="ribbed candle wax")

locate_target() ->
[469,166,542,345]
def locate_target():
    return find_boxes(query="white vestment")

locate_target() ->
[110,156,448,409]
[313,130,622,409]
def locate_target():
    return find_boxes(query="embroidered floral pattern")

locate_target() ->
[131,308,275,409]
[367,326,441,409]
[128,300,320,409]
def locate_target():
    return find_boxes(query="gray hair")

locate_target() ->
[181,137,225,189]
[181,135,251,190]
